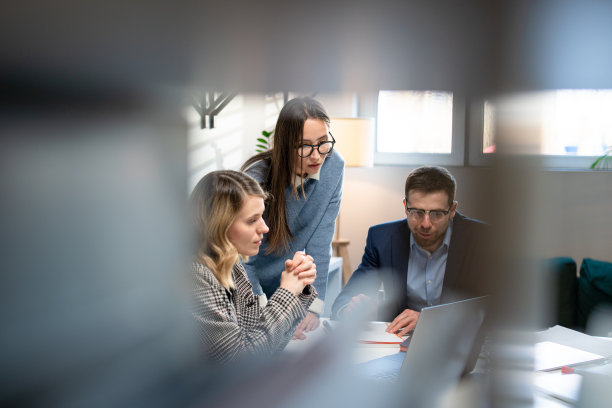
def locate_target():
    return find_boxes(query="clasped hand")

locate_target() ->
[281,251,319,340]
[280,251,316,296]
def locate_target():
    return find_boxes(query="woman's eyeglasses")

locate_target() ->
[296,133,336,158]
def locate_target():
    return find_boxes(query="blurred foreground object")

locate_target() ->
[0,83,197,406]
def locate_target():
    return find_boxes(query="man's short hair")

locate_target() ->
[404,166,456,207]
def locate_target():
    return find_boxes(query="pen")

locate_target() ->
[561,357,612,375]
[385,323,408,340]
[561,366,592,375]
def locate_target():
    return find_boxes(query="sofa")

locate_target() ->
[546,257,612,333]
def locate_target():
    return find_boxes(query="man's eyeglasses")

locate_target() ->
[405,205,452,222]
[296,133,336,158]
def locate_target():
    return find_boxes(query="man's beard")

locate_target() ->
[413,228,445,251]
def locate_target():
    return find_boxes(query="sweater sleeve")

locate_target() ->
[298,284,317,312]
[331,226,384,319]
[192,263,311,364]
[304,166,343,301]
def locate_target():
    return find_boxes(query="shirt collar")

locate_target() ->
[293,170,320,186]
[442,219,453,247]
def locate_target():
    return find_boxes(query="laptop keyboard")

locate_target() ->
[357,352,406,382]
[369,370,399,382]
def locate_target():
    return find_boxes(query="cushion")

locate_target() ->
[544,257,578,329]
[576,258,612,329]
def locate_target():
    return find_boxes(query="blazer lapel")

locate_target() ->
[443,212,467,295]
[390,222,411,301]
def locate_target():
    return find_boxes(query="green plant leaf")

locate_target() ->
[262,130,273,137]
[598,157,612,169]
[590,149,612,169]
[256,144,267,150]
[257,138,268,144]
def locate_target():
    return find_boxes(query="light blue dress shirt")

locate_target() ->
[406,220,453,310]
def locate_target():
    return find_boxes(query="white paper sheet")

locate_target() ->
[535,341,603,371]
[357,321,404,344]
[534,372,582,404]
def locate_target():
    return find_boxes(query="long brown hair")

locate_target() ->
[191,170,267,288]
[241,97,330,255]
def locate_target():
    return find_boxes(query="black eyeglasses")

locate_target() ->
[296,133,336,158]
[405,204,452,222]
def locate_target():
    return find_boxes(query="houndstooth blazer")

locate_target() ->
[192,261,316,364]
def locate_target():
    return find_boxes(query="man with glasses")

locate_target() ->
[331,166,488,335]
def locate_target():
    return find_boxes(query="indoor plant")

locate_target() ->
[590,148,612,170]
[256,130,272,153]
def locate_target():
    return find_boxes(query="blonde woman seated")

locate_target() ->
[191,170,318,364]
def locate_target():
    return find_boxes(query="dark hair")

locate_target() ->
[241,97,330,254]
[191,170,267,288]
[404,166,456,207]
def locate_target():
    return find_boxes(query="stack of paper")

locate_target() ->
[357,321,404,344]
[535,341,604,371]
[534,372,582,404]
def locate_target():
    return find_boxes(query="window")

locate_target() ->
[375,90,465,166]
[470,90,612,168]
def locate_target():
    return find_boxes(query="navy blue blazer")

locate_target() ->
[331,212,489,320]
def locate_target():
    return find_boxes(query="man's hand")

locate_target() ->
[340,294,378,320]
[386,309,420,336]
[344,294,371,314]
[292,311,320,340]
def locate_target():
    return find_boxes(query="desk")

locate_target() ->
[284,323,612,407]
[282,319,406,408]
[284,318,399,364]
[532,326,612,406]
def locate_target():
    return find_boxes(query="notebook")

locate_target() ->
[357,295,488,389]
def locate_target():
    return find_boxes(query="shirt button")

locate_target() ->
[427,280,432,285]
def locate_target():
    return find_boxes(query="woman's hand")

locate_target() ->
[286,252,315,280]
[286,252,317,285]
[292,311,320,340]
[280,252,317,295]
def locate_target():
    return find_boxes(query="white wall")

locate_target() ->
[531,170,612,264]
[187,95,246,191]
[187,93,285,192]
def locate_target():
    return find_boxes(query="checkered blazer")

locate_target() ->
[192,261,316,364]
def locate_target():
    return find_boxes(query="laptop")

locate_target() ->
[357,295,488,388]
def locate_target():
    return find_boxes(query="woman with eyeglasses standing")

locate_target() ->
[241,97,344,339]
